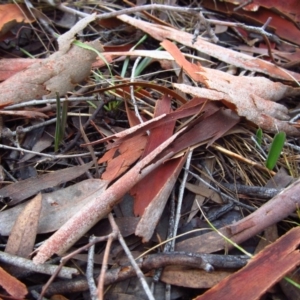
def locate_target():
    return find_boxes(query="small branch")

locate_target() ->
[0,251,78,279]
[4,96,98,109]
[177,178,300,254]
[222,183,283,199]
[30,252,248,296]
[52,3,201,19]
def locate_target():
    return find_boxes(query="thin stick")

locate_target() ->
[107,214,155,300]
[171,150,193,250]
[86,236,97,299]
[97,229,117,300]
[54,3,201,19]
[0,143,101,159]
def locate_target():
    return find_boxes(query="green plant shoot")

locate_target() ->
[265,131,286,170]
[54,93,68,151]
[255,128,263,146]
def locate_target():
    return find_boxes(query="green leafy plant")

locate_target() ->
[265,131,286,170]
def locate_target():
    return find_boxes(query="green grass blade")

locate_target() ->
[61,99,68,137]
[72,40,113,81]
[134,46,163,77]
[54,93,61,152]
[54,96,68,151]
[255,128,263,146]
[121,34,148,77]
[19,48,34,58]
[265,132,286,170]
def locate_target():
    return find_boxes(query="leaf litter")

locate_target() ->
[0,1,300,299]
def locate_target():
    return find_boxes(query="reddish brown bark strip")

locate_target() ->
[195,227,300,300]
[33,128,185,264]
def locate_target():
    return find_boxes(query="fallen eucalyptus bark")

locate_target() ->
[0,14,102,107]
[176,177,300,253]
[33,129,184,264]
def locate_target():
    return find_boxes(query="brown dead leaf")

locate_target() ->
[86,97,216,149]
[158,106,241,160]
[185,181,223,204]
[0,179,107,236]
[0,15,102,107]
[0,4,34,37]
[19,125,55,163]
[0,267,27,299]
[161,265,232,289]
[5,193,42,257]
[195,227,300,300]
[0,109,48,119]
[0,161,93,206]
[160,40,300,135]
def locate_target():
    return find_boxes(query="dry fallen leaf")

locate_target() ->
[0,267,27,299]
[5,193,42,257]
[0,179,107,236]
[0,162,93,206]
[0,4,34,38]
[201,0,300,46]
[162,266,232,289]
[0,109,48,119]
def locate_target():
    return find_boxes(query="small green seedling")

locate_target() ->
[265,131,286,170]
